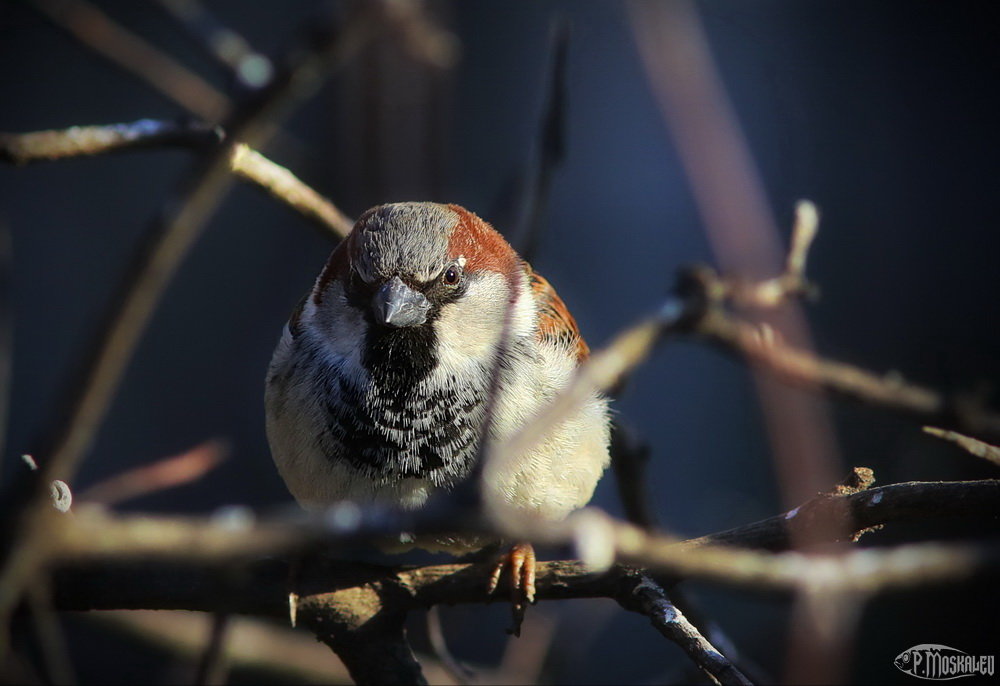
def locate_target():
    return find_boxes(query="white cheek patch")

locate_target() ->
[433,271,536,371]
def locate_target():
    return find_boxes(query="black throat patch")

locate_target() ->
[362,322,438,389]
[303,316,485,488]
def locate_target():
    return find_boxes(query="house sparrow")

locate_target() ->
[265,202,611,626]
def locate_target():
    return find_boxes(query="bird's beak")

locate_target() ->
[373,276,431,327]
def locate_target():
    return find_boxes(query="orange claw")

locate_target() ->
[487,542,537,636]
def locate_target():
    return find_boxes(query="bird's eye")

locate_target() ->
[442,265,461,286]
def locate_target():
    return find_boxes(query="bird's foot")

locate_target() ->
[487,542,537,637]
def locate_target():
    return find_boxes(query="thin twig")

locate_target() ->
[229,144,353,238]
[609,418,657,529]
[680,272,1000,443]
[91,610,354,684]
[374,0,460,70]
[514,16,569,263]
[0,119,354,239]
[668,587,773,685]
[685,478,997,550]
[924,426,1000,468]
[79,440,228,506]
[617,573,752,686]
[25,580,76,686]
[498,234,1000,508]
[0,119,222,163]
[155,0,274,90]
[192,612,230,686]
[90,609,467,685]
[30,0,231,121]
[426,606,472,685]
[721,201,820,308]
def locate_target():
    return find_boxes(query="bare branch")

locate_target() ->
[0,119,222,163]
[49,536,999,617]
[91,610,353,684]
[192,612,230,686]
[79,440,228,506]
[924,426,1000,468]
[228,144,354,238]
[30,0,231,121]
[45,478,1000,590]
[722,200,820,308]
[375,0,460,70]
[687,478,998,550]
[155,0,274,90]
[513,17,569,262]
[46,532,1000,685]
[25,580,76,685]
[617,574,752,685]
[296,581,427,686]
[609,419,657,529]
[678,264,1000,443]
[40,473,997,683]
[0,120,354,239]
[425,606,471,684]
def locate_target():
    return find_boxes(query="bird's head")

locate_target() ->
[306,202,531,374]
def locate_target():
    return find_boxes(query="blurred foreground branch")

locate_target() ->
[493,201,1000,506]
[35,475,999,681]
[40,471,997,682]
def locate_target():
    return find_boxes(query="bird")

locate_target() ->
[265,201,611,630]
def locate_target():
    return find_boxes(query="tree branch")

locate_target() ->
[687,478,999,551]
[0,119,353,239]
[46,478,1000,593]
[924,426,1000,468]
[617,573,752,686]
[30,0,231,121]
[39,471,997,685]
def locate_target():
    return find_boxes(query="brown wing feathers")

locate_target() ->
[526,265,589,363]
